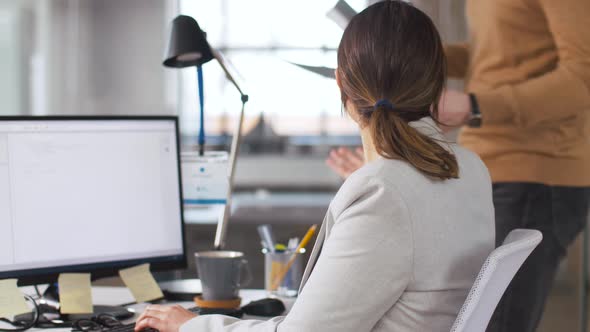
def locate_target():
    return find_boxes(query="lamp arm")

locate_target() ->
[213,49,248,250]
[214,99,246,250]
[212,50,248,101]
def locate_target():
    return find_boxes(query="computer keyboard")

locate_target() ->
[103,323,154,332]
[97,307,198,332]
[97,307,244,332]
[94,298,283,332]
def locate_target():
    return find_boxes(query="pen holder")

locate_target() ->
[263,249,304,298]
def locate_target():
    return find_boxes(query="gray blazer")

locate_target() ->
[180,118,495,332]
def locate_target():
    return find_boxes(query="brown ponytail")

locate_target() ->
[337,0,458,180]
[369,106,459,180]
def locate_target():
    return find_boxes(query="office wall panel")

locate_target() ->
[0,4,30,115]
[0,0,177,116]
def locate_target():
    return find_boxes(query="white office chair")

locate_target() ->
[450,228,543,332]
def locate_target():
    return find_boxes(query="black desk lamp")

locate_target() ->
[164,15,249,250]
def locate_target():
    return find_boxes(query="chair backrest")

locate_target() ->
[450,229,543,332]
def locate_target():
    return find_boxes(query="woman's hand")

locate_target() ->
[437,89,471,132]
[134,304,197,332]
[326,147,365,179]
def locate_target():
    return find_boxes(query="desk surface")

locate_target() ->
[2,286,294,332]
[183,192,333,224]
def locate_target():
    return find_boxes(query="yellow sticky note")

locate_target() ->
[58,273,93,314]
[0,279,29,318]
[119,264,163,303]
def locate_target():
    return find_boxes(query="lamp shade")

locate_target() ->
[163,15,214,68]
[326,0,357,30]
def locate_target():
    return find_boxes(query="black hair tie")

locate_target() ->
[365,99,430,122]
[374,99,395,110]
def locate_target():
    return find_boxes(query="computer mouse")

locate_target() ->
[241,298,286,317]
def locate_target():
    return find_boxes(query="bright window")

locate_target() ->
[177,0,368,137]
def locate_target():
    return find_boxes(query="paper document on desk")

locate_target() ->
[119,263,163,303]
[181,151,229,205]
[58,273,93,314]
[0,279,30,318]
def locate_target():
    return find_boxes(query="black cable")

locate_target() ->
[0,295,40,332]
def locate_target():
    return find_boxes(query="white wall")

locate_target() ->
[0,0,178,116]
[0,1,31,115]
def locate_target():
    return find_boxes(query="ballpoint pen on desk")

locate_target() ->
[271,225,317,290]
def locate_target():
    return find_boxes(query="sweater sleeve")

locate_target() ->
[476,0,590,127]
[444,43,470,79]
[179,176,413,332]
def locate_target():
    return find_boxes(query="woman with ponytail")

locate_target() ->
[135,1,495,331]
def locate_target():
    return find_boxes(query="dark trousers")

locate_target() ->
[486,183,590,332]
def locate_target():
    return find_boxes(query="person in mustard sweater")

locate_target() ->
[327,0,590,331]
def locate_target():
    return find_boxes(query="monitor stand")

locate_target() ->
[13,284,134,325]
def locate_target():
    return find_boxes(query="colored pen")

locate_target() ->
[271,224,317,290]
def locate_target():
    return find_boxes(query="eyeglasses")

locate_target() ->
[71,314,123,332]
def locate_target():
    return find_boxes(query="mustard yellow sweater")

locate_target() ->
[445,0,590,186]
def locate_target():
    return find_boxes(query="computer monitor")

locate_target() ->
[0,116,186,286]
